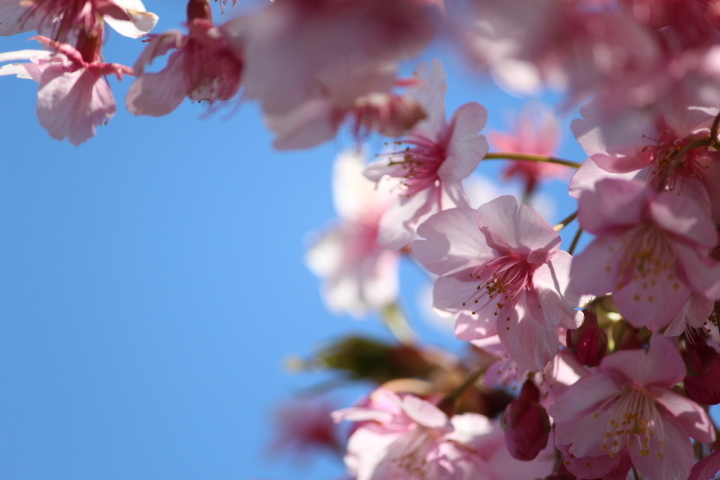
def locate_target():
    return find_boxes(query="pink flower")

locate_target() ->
[239,0,439,117]
[454,0,659,100]
[334,389,555,480]
[265,87,427,151]
[0,36,132,145]
[411,195,583,371]
[306,150,399,317]
[572,100,720,221]
[268,397,342,464]
[0,0,158,40]
[126,17,244,116]
[365,60,488,250]
[489,103,567,193]
[333,389,489,480]
[550,334,716,480]
[570,178,720,330]
[472,335,583,402]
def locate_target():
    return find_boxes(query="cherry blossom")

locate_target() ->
[550,334,716,480]
[306,150,399,317]
[453,0,659,102]
[489,103,566,194]
[572,99,720,221]
[265,86,427,151]
[126,16,244,116]
[412,195,583,371]
[570,178,720,330]
[365,60,488,250]
[0,0,158,40]
[0,36,131,145]
[333,388,554,480]
[240,0,439,118]
[268,397,342,464]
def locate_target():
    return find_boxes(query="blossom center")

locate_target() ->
[616,224,677,295]
[386,133,446,197]
[645,130,710,187]
[599,384,664,458]
[461,254,534,317]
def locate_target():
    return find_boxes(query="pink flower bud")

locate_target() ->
[566,309,607,367]
[501,380,551,461]
[684,340,720,405]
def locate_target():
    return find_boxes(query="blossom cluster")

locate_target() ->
[3,0,720,479]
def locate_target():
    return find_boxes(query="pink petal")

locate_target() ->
[132,31,184,75]
[549,373,620,422]
[400,395,449,429]
[497,294,559,371]
[266,98,342,151]
[0,1,38,35]
[126,51,187,117]
[532,251,583,329]
[600,335,685,388]
[652,389,716,443]
[412,208,492,275]
[577,178,648,235]
[475,196,560,260]
[438,101,488,181]
[37,66,116,145]
[611,265,691,331]
[649,193,717,248]
[569,234,624,296]
[688,448,720,480]
[455,311,497,340]
[629,414,694,480]
[407,59,447,139]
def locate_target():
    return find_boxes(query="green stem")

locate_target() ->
[553,210,578,232]
[711,111,720,149]
[484,152,582,169]
[568,227,584,256]
[440,366,487,406]
[381,302,416,345]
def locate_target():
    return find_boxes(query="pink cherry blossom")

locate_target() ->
[333,388,553,480]
[265,87,427,151]
[411,196,583,371]
[550,334,716,480]
[0,0,158,40]
[333,388,489,480]
[239,0,439,117]
[572,99,720,221]
[365,60,488,250]
[453,0,660,101]
[489,103,567,194]
[306,150,399,317]
[268,397,342,464]
[0,36,131,145]
[126,17,244,116]
[570,178,720,330]
[472,335,583,402]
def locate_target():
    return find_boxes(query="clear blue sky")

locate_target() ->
[0,2,588,479]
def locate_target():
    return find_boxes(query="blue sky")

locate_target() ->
[0,2,590,479]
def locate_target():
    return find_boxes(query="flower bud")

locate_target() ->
[566,309,608,367]
[501,380,550,461]
[684,340,720,405]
